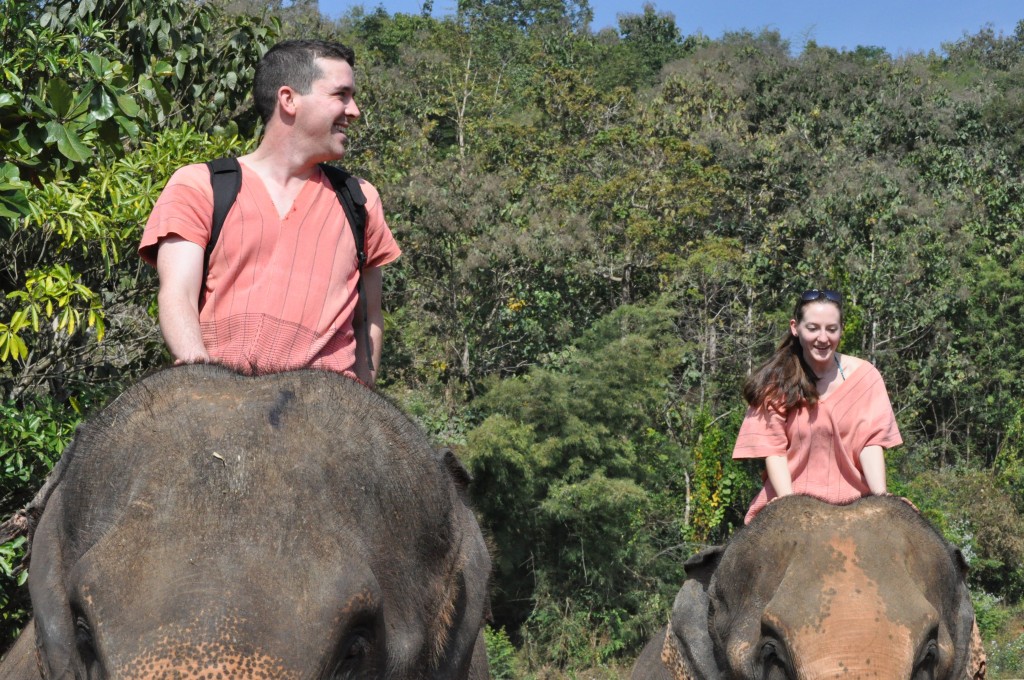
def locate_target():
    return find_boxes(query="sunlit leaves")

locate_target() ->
[1,126,252,382]
[0,0,279,218]
[0,164,30,221]
[6,266,105,342]
[0,311,30,362]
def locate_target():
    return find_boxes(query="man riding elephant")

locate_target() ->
[0,365,491,679]
[633,495,985,680]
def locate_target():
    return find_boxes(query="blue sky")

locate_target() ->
[318,0,1023,56]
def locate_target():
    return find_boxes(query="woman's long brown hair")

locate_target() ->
[742,297,842,411]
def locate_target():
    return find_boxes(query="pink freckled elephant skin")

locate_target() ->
[632,495,985,680]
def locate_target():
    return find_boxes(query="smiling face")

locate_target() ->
[291,57,360,163]
[790,300,842,372]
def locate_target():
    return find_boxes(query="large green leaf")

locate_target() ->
[45,122,93,162]
[90,88,115,121]
[0,191,29,219]
[45,78,74,118]
[0,163,20,183]
[113,114,140,138]
[55,3,72,23]
[67,83,94,120]
[0,161,27,217]
[151,78,174,115]
[114,92,141,117]
[84,52,112,79]
[152,60,174,77]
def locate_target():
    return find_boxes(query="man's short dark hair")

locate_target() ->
[253,40,356,123]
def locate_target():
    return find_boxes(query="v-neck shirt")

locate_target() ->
[732,361,902,524]
[140,162,401,375]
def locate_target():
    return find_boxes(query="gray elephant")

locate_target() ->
[0,365,491,679]
[633,495,985,679]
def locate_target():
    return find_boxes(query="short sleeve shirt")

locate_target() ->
[139,162,401,375]
[733,362,903,523]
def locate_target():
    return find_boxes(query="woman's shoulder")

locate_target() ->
[838,355,890,388]
[839,354,875,377]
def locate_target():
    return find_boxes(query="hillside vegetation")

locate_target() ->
[3,0,1024,675]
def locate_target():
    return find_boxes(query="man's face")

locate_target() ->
[294,57,360,161]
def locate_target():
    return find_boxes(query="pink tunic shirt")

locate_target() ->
[732,362,902,524]
[139,162,401,376]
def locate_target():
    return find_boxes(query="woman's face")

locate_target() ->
[790,301,842,370]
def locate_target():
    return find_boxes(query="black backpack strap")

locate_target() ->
[204,157,243,296]
[319,163,372,371]
[319,163,367,265]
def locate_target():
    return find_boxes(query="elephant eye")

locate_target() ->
[329,627,376,679]
[759,639,795,680]
[74,614,102,678]
[912,638,939,680]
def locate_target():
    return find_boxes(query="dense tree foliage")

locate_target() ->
[3,0,1024,674]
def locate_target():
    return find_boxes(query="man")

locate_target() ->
[139,40,399,385]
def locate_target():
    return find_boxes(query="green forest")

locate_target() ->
[3,0,1024,676]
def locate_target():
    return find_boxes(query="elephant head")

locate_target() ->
[637,495,985,680]
[5,365,490,680]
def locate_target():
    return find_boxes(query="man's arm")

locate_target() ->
[352,266,383,386]
[156,236,211,364]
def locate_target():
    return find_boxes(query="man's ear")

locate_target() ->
[277,85,299,118]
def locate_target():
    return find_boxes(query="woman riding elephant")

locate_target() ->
[733,288,903,523]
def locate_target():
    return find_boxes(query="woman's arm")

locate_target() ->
[765,455,793,497]
[860,445,887,495]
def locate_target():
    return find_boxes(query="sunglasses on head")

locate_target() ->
[800,289,842,304]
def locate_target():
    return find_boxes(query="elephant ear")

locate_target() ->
[683,545,725,588]
[27,488,79,680]
[428,448,492,679]
[951,547,986,679]
[439,448,473,492]
[966,616,987,680]
[668,545,726,680]
[0,620,43,679]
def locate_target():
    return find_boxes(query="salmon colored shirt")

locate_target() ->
[732,362,902,524]
[139,162,401,376]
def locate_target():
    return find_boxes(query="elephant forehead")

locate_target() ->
[116,614,301,679]
[71,545,387,674]
[763,536,939,671]
[72,506,369,595]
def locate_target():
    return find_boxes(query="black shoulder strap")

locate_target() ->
[200,159,376,375]
[204,157,242,293]
[319,163,367,268]
[319,163,373,372]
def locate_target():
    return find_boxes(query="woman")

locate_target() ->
[733,289,902,524]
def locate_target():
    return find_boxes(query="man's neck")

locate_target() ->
[241,145,321,183]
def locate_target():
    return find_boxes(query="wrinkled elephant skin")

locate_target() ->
[0,365,491,679]
[633,495,984,680]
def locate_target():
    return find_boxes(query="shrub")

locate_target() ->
[484,625,519,679]
[0,395,81,647]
